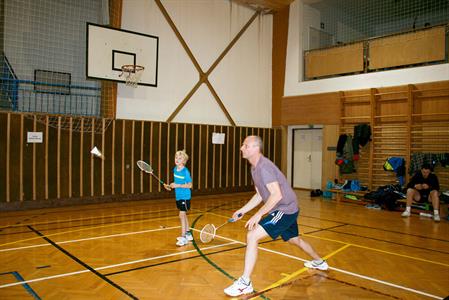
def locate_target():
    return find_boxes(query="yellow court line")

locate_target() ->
[0,212,202,248]
[303,233,449,268]
[0,207,193,230]
[248,244,351,299]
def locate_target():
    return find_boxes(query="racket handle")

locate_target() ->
[228,213,243,223]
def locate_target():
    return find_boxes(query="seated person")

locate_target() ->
[401,163,440,222]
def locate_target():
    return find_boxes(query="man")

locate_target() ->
[401,163,440,222]
[224,136,328,297]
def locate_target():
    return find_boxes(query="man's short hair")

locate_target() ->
[252,136,264,154]
[421,163,432,170]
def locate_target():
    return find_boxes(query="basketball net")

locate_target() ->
[120,64,144,88]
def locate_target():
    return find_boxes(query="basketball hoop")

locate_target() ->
[119,64,144,87]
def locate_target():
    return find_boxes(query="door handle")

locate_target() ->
[307,154,311,162]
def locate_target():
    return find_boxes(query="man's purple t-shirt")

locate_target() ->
[251,156,299,214]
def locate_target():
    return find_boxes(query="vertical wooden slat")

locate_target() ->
[183,123,186,150]
[33,115,37,200]
[19,114,23,201]
[91,118,95,197]
[111,120,115,195]
[268,129,271,160]
[140,120,144,193]
[238,127,242,186]
[158,122,162,192]
[205,125,209,189]
[273,127,276,171]
[80,118,84,197]
[131,120,135,194]
[57,116,61,199]
[150,122,153,192]
[122,120,125,194]
[368,89,376,190]
[219,125,223,188]
[45,115,49,199]
[191,124,194,189]
[68,117,72,198]
[6,113,10,202]
[406,84,414,184]
[245,127,248,186]
[101,118,105,196]
[198,125,202,189]
[233,126,236,187]
[212,125,215,189]
[226,126,229,188]
[166,122,170,187]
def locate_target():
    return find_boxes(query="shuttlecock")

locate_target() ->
[90,146,104,159]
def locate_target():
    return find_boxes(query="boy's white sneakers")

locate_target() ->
[176,237,188,246]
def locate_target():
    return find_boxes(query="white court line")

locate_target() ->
[191,230,444,300]
[0,226,181,253]
[0,227,444,299]
[0,241,238,289]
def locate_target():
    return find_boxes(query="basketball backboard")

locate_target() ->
[86,23,158,87]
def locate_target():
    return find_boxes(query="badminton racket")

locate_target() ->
[136,160,171,191]
[200,213,243,243]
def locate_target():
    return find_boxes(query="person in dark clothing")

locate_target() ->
[401,163,440,222]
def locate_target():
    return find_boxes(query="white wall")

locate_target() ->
[285,0,449,97]
[117,0,273,127]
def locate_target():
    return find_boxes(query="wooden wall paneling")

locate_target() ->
[406,85,414,183]
[168,122,177,186]
[211,125,216,189]
[113,120,122,195]
[19,115,23,201]
[139,121,145,194]
[159,122,168,193]
[23,116,34,201]
[59,117,70,199]
[8,114,20,202]
[205,125,209,189]
[89,118,94,197]
[0,113,6,202]
[281,92,340,125]
[305,42,364,79]
[68,118,72,198]
[140,121,150,193]
[47,117,58,200]
[33,116,37,200]
[369,26,446,70]
[190,124,196,190]
[151,122,161,193]
[82,119,92,198]
[368,89,376,189]
[131,120,135,194]
[111,120,116,195]
[321,125,338,188]
[70,121,80,198]
[79,119,84,197]
[124,120,133,194]
[196,125,202,190]
[57,117,61,199]
[104,119,113,196]
[101,119,106,196]
[244,127,248,186]
[234,127,243,187]
[225,126,230,188]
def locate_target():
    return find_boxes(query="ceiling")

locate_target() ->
[231,0,296,12]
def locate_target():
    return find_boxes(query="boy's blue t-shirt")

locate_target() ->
[173,166,192,200]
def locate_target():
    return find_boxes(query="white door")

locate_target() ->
[293,129,322,189]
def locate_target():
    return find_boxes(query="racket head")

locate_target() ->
[200,224,216,243]
[136,160,153,173]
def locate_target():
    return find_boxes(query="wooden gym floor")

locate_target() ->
[0,191,448,299]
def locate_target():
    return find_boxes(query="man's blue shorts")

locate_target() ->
[259,210,299,241]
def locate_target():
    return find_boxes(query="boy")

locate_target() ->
[166,150,193,246]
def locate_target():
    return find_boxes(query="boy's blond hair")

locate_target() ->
[175,149,189,163]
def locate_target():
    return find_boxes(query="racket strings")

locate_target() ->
[137,160,153,173]
[200,224,216,243]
